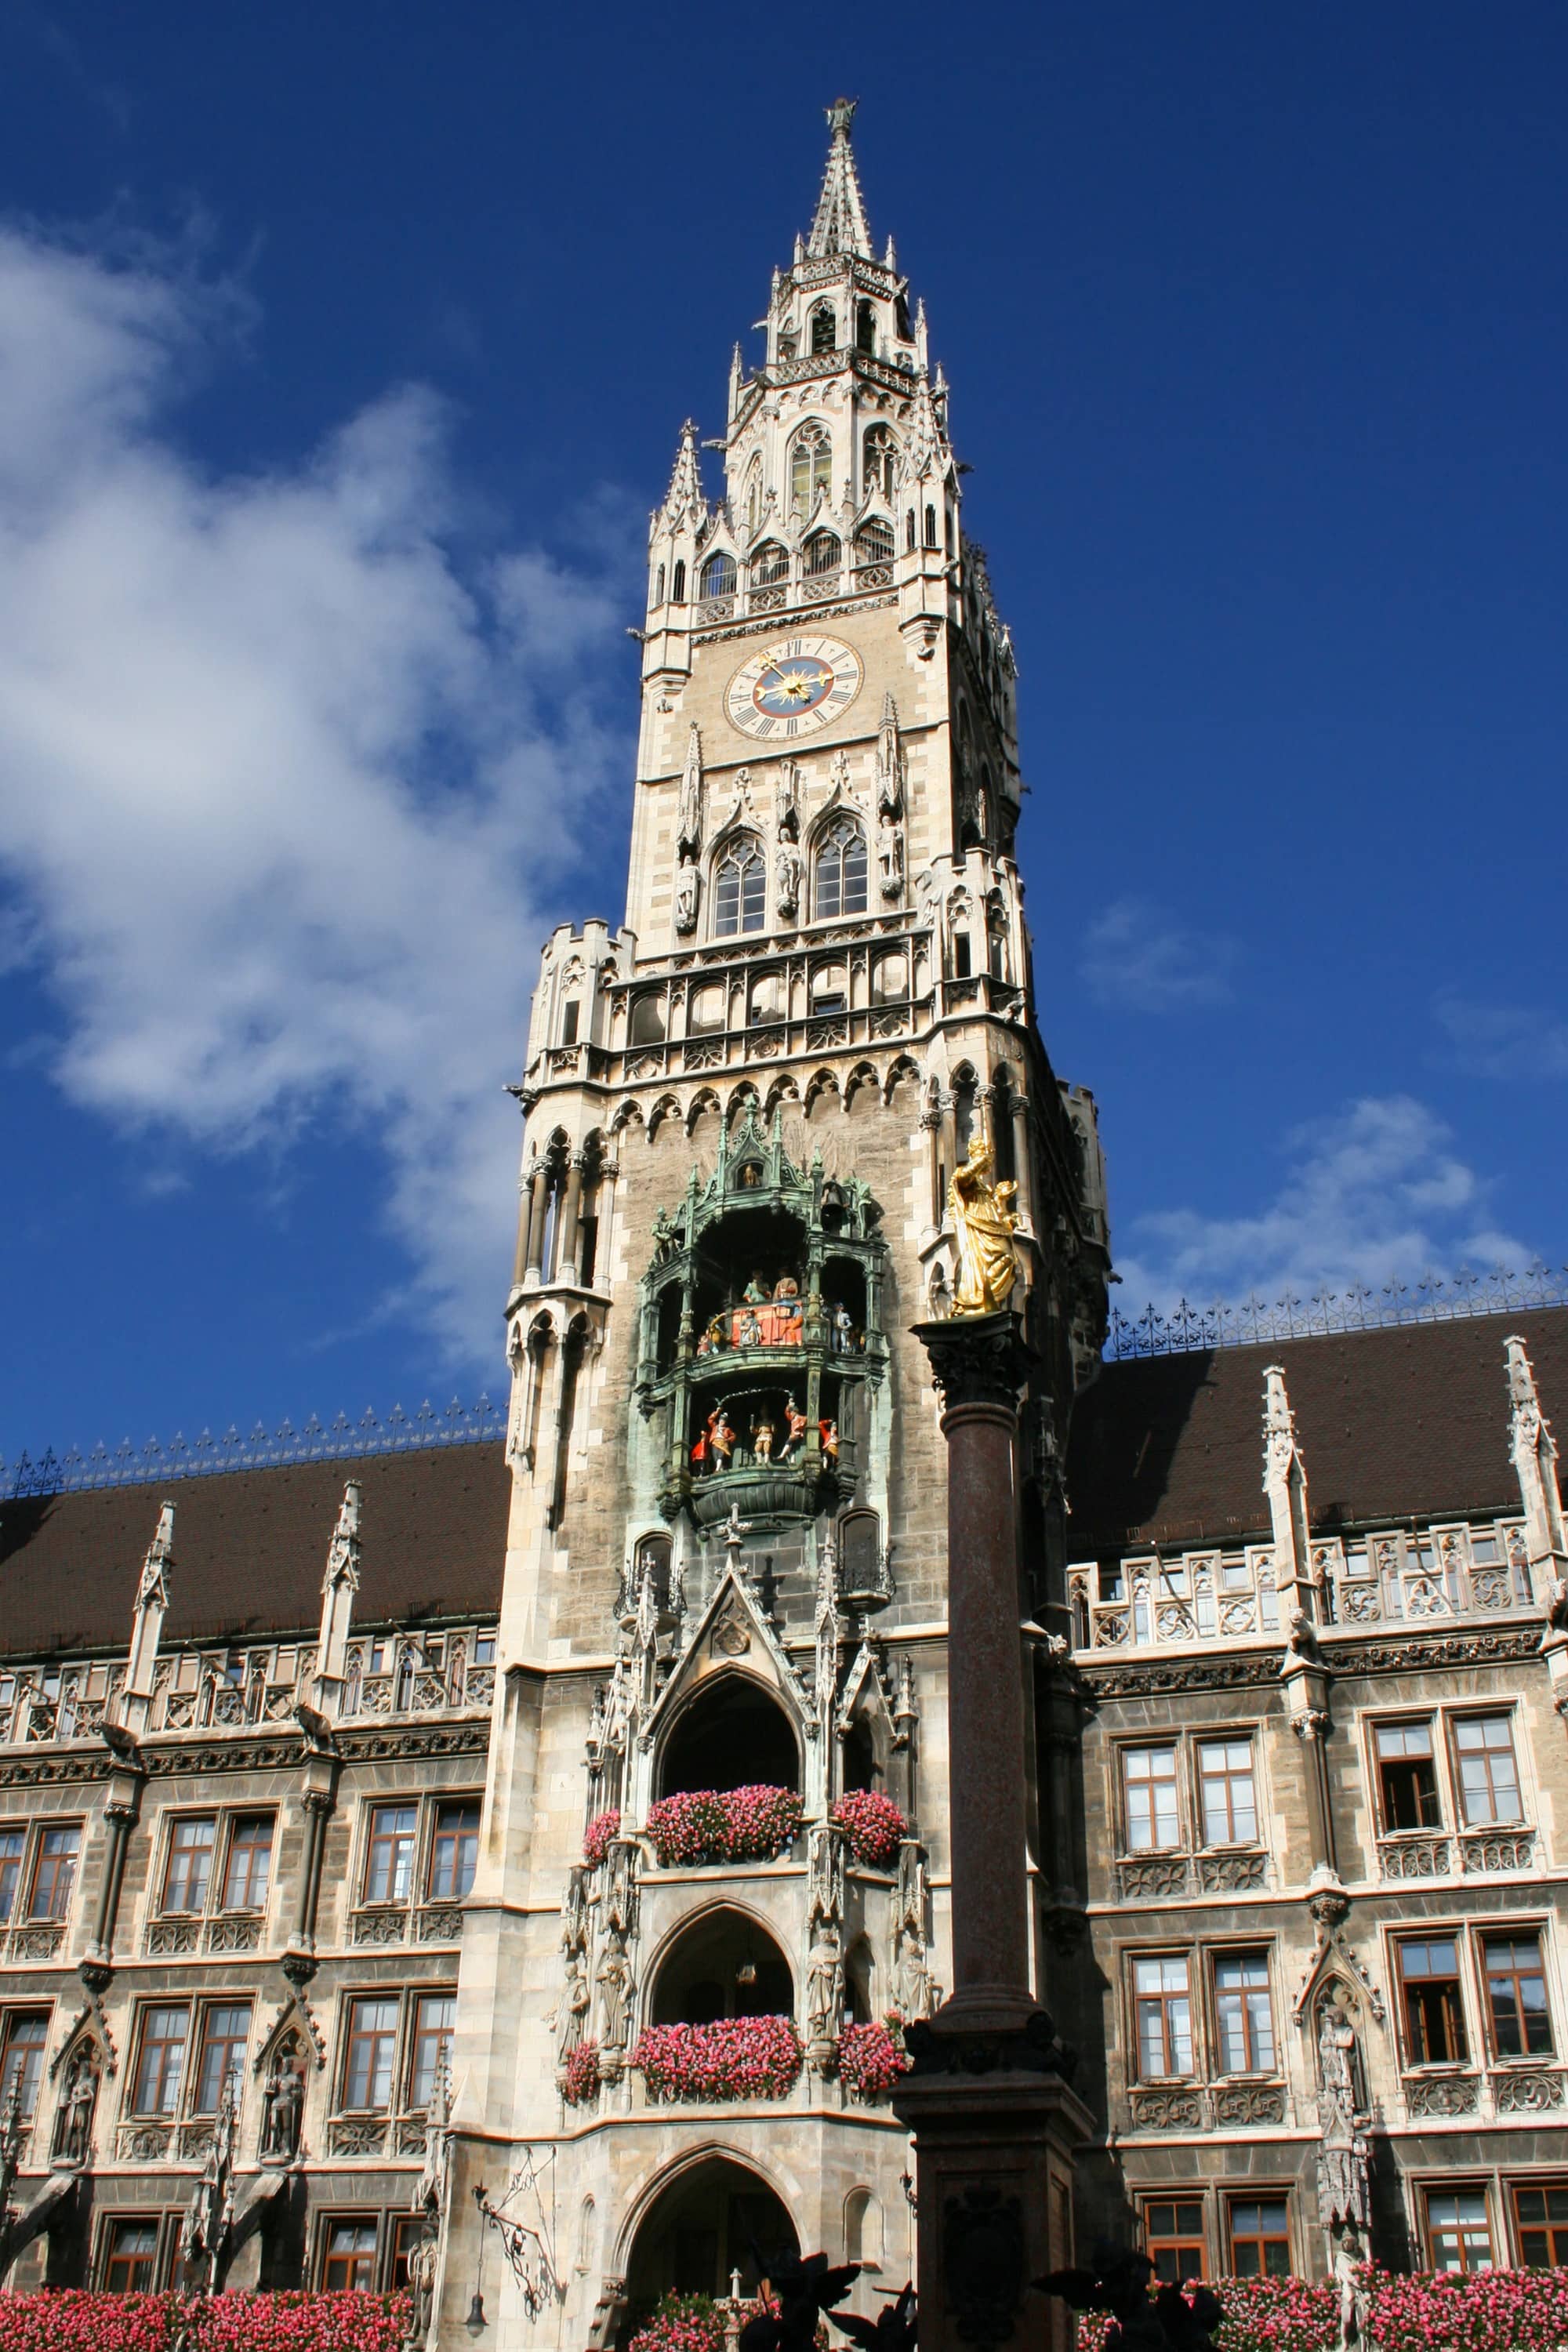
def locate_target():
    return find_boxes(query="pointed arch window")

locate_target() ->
[652,563,666,607]
[744,459,764,538]
[923,504,938,550]
[671,559,687,603]
[815,818,868,920]
[713,836,767,938]
[810,302,837,355]
[789,422,832,516]
[862,425,898,502]
[855,299,877,355]
[855,518,895,568]
[750,542,789,586]
[804,529,841,578]
[700,552,736,599]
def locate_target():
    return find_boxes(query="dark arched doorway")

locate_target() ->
[650,1907,794,2026]
[622,2154,798,2324]
[659,1676,799,1795]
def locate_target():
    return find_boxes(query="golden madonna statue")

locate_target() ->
[947,1134,1020,1316]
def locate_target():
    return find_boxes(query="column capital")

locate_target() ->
[910,1309,1035,1417]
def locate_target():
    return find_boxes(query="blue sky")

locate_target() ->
[2,1,1566,1465]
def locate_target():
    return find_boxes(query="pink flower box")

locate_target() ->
[583,1809,620,1868]
[645,1786,802,1867]
[630,2013,803,2102]
[831,1790,908,1867]
[838,2017,910,2100]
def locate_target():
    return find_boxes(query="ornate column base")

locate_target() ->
[893,2019,1088,2352]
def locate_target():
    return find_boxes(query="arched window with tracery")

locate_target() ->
[815,818,868,920]
[810,302,837,354]
[700,551,736,599]
[750,542,788,586]
[789,422,832,516]
[713,836,767,938]
[652,562,665,607]
[855,517,895,568]
[804,529,841,578]
[862,425,897,500]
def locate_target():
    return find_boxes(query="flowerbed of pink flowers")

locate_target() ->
[563,2039,601,2105]
[1073,2267,1568,2350]
[830,1791,907,1867]
[627,2292,819,2352]
[0,2294,408,2352]
[583,1809,620,1867]
[837,2017,910,2101]
[630,2014,803,2101]
[645,1786,802,1867]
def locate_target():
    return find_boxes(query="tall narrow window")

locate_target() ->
[223,1817,274,1912]
[1483,1932,1552,2057]
[28,1824,79,1920]
[923,503,938,549]
[1198,1740,1257,1846]
[162,1817,216,1913]
[408,1993,456,2108]
[0,2013,48,2115]
[810,303,837,354]
[1142,2198,1205,2285]
[1214,1955,1276,2073]
[364,1804,418,1905]
[1123,1748,1180,1851]
[1134,1955,1192,2078]
[429,1802,480,1901]
[789,423,832,514]
[1399,1938,1468,2065]
[194,2002,252,2114]
[343,1997,400,2112]
[1374,1721,1442,1831]
[132,2005,190,2115]
[1228,2199,1290,2279]
[652,563,665,607]
[905,510,916,553]
[713,838,766,938]
[1452,1715,1522,1824]
[815,819,868,920]
[1424,2189,1494,2273]
[862,425,897,500]
[0,1831,23,1923]
[671,560,686,604]
[855,299,876,354]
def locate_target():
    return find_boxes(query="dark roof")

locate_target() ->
[1065,1308,1568,1551]
[0,1444,510,1659]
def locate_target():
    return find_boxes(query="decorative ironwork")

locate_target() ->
[5,1394,506,1501]
[1104,1265,1568,1362]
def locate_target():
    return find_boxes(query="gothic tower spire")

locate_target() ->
[807,96,873,260]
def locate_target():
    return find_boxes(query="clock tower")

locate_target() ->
[441,102,1110,2350]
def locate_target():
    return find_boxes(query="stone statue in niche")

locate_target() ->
[260,2040,306,2163]
[805,1925,844,2053]
[1332,2226,1370,2350]
[677,724,703,861]
[554,1952,591,2069]
[808,1822,844,1929]
[948,1134,1019,1316]
[54,2044,100,2164]
[673,859,700,937]
[878,808,903,899]
[775,759,801,842]
[894,1925,935,2021]
[596,1929,633,2049]
[776,839,803,921]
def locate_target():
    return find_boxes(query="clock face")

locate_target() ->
[724,635,864,741]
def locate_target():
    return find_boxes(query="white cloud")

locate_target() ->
[1434,992,1568,1083]
[1082,895,1236,1012]
[1112,1094,1532,1312]
[0,223,635,1371]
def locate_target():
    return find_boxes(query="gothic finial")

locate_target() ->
[323,1479,361,1595]
[807,96,872,260]
[662,420,705,527]
[1262,1365,1315,1622]
[137,1500,175,1610]
[1506,1334,1567,1567]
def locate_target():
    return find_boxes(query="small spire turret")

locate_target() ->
[117,1498,175,1738]
[660,420,705,531]
[807,98,872,260]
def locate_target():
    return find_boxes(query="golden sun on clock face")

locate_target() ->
[724,634,864,741]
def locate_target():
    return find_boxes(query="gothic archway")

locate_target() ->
[648,1905,794,2026]
[621,2154,798,2325]
[658,1675,800,1796]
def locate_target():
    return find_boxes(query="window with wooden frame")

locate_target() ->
[1450,1714,1523,1826]
[0,2011,49,2116]
[161,1817,216,1913]
[408,1994,456,2109]
[1481,1930,1553,2059]
[1374,1720,1442,1831]
[154,1808,273,1922]
[1397,1938,1469,2067]
[129,1998,252,2120]
[1212,1953,1277,2075]
[0,1829,24,1924]
[1512,2182,1568,2267]
[1123,1747,1181,1852]
[388,2214,426,2290]
[26,1823,80,1921]
[131,2005,190,2117]
[336,1987,456,2119]
[1142,2197,1205,2285]
[1423,2187,1494,2273]
[1133,1955,1193,2079]
[1226,2197,1291,2278]
[220,1816,274,1912]
[427,1802,480,1903]
[342,1996,400,2114]
[1197,1740,1257,1847]
[100,2217,164,2292]
[362,1804,419,1906]
[319,2216,379,2291]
